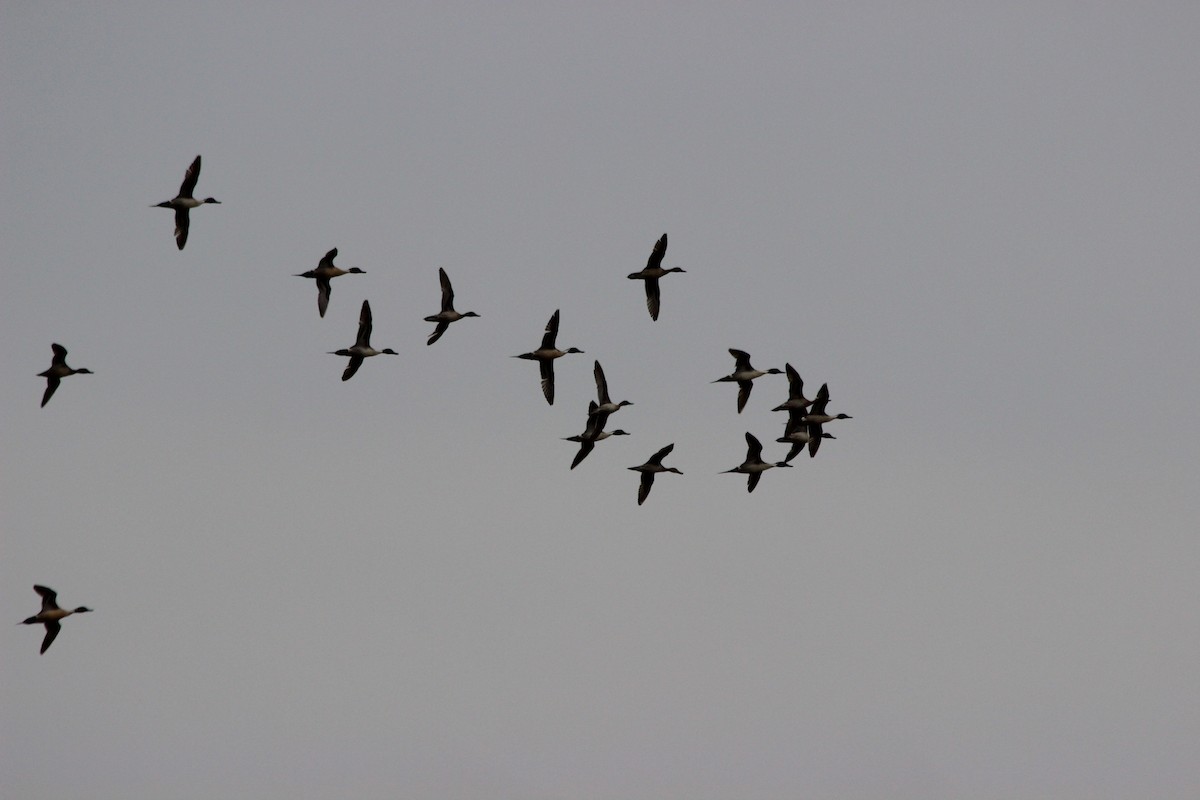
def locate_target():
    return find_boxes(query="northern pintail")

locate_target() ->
[628,443,683,505]
[712,349,783,414]
[563,401,630,469]
[776,423,836,463]
[721,432,792,493]
[589,360,633,418]
[21,585,91,654]
[627,233,686,321]
[153,155,220,250]
[512,309,583,405]
[796,383,852,456]
[328,299,397,381]
[424,267,479,345]
[295,248,365,318]
[38,343,92,407]
[771,363,814,413]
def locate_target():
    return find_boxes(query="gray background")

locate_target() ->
[4,3,1198,798]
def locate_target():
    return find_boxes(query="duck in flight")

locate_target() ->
[721,432,792,493]
[21,585,91,654]
[512,309,583,405]
[795,383,852,456]
[776,418,836,463]
[153,155,220,250]
[627,233,686,321]
[712,349,783,414]
[563,401,629,469]
[628,443,683,505]
[38,343,92,407]
[771,363,814,413]
[424,268,479,345]
[329,299,397,381]
[589,360,633,419]
[295,248,365,318]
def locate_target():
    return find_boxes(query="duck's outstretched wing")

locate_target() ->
[341,356,364,382]
[540,309,561,349]
[180,155,202,197]
[427,321,450,346]
[174,207,190,250]
[40,621,61,655]
[637,473,655,505]
[540,360,556,405]
[646,233,667,270]
[644,277,661,321]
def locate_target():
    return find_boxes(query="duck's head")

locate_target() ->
[73,607,93,614]
[20,615,40,625]
[347,267,366,274]
[610,430,631,436]
[615,400,634,408]
[462,311,481,318]
[202,197,221,204]
[765,368,785,375]
[75,368,94,375]
[565,347,585,354]
[381,349,399,355]
[834,413,853,420]
[774,461,794,468]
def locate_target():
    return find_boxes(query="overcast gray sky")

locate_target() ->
[4,3,1199,798]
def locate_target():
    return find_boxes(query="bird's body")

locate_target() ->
[329,299,397,381]
[38,343,92,407]
[424,267,479,345]
[153,155,220,249]
[513,309,583,405]
[295,248,365,318]
[721,432,792,492]
[627,443,683,505]
[712,349,783,413]
[627,233,686,321]
[20,585,91,654]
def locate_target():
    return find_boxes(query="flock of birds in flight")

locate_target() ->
[26,155,853,653]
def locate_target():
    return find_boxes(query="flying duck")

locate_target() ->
[38,343,92,407]
[796,383,852,457]
[627,443,683,505]
[776,421,836,463]
[771,363,814,413]
[424,268,479,345]
[589,360,633,418]
[329,299,397,381]
[21,585,91,654]
[712,349,783,414]
[563,401,630,469]
[720,432,792,493]
[512,309,583,405]
[295,247,365,318]
[153,155,220,250]
[627,233,686,321]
